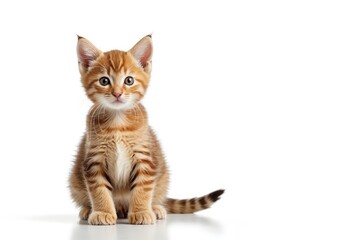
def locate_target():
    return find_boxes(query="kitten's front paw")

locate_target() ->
[153,205,167,220]
[88,211,116,225]
[128,210,156,225]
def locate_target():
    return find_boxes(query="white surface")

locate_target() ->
[1,214,226,240]
[0,0,360,239]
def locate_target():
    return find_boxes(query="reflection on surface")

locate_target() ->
[71,214,223,240]
[167,214,224,234]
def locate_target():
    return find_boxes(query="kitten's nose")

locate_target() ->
[112,92,122,98]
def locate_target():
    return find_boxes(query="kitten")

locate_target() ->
[69,35,224,225]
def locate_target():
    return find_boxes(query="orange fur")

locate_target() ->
[69,35,224,225]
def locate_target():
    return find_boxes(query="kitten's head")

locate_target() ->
[77,35,152,110]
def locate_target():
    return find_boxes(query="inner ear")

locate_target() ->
[77,37,102,74]
[129,35,152,69]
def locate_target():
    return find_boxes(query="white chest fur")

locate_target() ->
[115,141,131,186]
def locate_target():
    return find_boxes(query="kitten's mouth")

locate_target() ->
[113,100,124,104]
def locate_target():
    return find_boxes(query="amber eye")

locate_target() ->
[124,76,134,86]
[99,77,110,86]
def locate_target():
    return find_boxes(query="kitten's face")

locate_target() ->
[77,36,152,111]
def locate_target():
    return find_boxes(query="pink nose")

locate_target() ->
[112,92,122,98]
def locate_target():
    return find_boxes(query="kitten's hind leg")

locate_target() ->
[79,206,91,220]
[152,205,167,220]
[116,207,128,219]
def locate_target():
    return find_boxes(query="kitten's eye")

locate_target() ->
[124,76,134,86]
[99,77,110,86]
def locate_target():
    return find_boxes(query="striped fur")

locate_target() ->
[69,35,224,225]
[166,189,225,214]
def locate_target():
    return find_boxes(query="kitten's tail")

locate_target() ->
[165,189,225,214]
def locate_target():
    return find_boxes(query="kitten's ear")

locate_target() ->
[129,35,152,73]
[77,36,102,74]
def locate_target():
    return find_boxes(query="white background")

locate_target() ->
[0,0,359,239]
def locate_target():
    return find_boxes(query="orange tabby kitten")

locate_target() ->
[69,35,224,225]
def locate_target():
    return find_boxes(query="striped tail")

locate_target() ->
[165,189,225,214]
